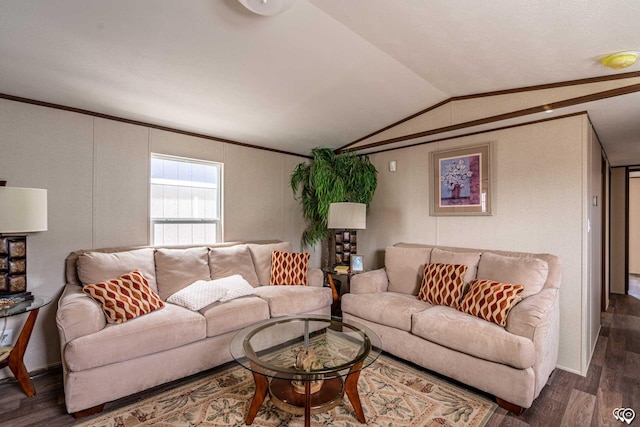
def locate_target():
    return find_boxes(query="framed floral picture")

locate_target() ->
[430,143,492,216]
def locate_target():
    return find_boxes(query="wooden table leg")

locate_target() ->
[326,274,339,314]
[7,308,39,397]
[245,368,269,425]
[345,360,366,423]
[304,379,311,427]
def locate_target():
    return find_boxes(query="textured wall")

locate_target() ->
[0,98,312,378]
[359,115,590,374]
[610,168,627,294]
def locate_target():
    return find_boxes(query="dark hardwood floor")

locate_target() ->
[0,293,638,427]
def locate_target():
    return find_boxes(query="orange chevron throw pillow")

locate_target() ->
[270,251,309,286]
[83,270,164,324]
[457,279,524,326]
[418,263,468,308]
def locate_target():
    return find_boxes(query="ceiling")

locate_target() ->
[1,0,639,165]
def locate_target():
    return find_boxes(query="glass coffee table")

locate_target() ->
[230,316,382,427]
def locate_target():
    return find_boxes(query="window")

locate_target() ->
[150,154,222,245]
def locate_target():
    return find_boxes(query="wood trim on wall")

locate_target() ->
[362,111,588,156]
[337,98,451,151]
[0,93,312,160]
[342,83,640,154]
[448,70,640,100]
[5,71,640,161]
[338,71,640,153]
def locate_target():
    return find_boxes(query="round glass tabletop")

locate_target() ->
[230,315,382,382]
[0,296,52,319]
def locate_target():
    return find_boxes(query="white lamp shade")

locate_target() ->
[327,202,366,230]
[0,187,48,233]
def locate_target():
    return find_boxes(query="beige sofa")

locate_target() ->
[341,243,561,414]
[55,241,332,417]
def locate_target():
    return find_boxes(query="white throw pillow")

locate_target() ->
[167,275,255,310]
[218,275,256,301]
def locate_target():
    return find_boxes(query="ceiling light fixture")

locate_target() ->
[238,0,296,16]
[601,51,639,70]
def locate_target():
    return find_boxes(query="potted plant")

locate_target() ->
[290,148,377,262]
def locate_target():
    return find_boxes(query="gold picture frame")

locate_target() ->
[430,143,493,216]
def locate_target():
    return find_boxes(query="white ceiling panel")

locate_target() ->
[0,0,445,154]
[1,0,640,163]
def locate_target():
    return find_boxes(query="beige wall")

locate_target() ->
[359,115,591,374]
[587,127,603,368]
[629,178,640,274]
[0,98,313,378]
[610,168,627,294]
[602,160,610,311]
[0,93,602,378]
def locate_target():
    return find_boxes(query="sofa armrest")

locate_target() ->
[506,287,560,397]
[506,288,558,341]
[350,268,389,294]
[56,283,106,346]
[307,268,323,287]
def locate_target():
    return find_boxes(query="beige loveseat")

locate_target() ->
[55,241,331,417]
[341,243,561,414]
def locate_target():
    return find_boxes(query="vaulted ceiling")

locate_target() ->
[1,0,639,165]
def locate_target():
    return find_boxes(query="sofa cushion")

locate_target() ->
[430,247,481,285]
[200,296,270,337]
[341,292,431,331]
[253,286,332,317]
[270,251,309,285]
[412,305,536,369]
[77,248,158,292]
[209,245,260,286]
[247,242,292,285]
[476,252,549,299]
[458,279,524,327]
[64,303,206,372]
[82,270,164,324]
[417,263,468,308]
[385,246,432,295]
[155,247,211,300]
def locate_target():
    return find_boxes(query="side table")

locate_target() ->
[322,268,358,316]
[0,296,51,397]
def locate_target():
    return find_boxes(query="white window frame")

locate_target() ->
[150,153,223,245]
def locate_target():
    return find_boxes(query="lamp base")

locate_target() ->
[333,229,357,266]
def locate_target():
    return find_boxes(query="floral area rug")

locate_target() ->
[76,355,496,427]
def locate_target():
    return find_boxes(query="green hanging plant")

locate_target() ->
[290,147,378,249]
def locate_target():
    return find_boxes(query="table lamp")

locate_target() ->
[0,182,48,295]
[327,202,366,267]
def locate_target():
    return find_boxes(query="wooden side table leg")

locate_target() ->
[7,308,39,397]
[326,274,339,314]
[304,380,311,427]
[245,370,268,425]
[345,360,366,423]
